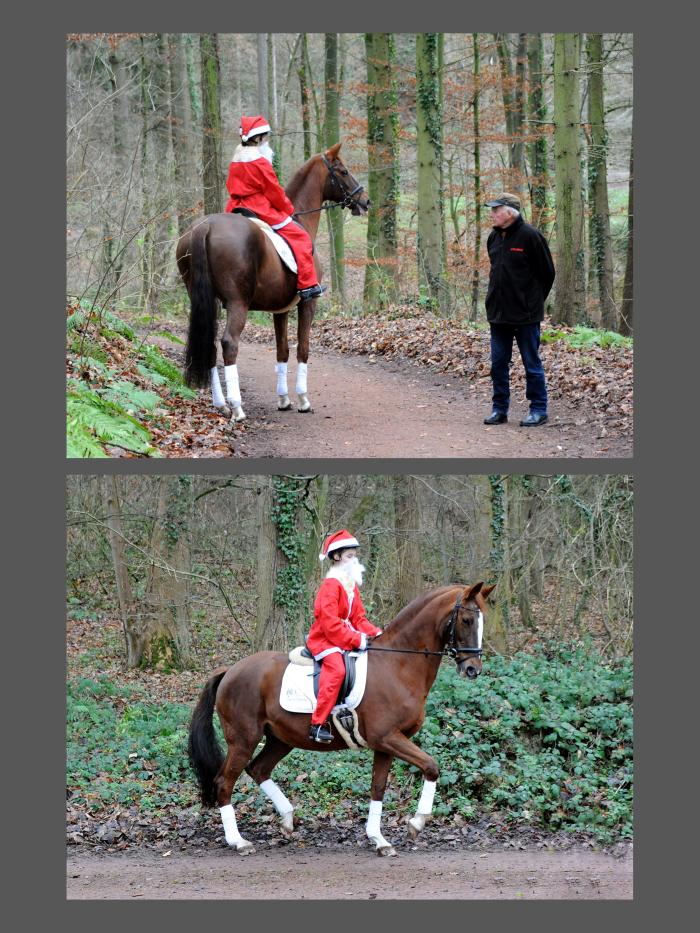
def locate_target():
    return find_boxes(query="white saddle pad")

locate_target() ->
[279,650,368,714]
[248,217,298,273]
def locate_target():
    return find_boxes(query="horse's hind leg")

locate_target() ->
[246,732,295,836]
[221,303,248,422]
[295,300,316,412]
[366,751,398,857]
[272,313,292,411]
[215,729,262,854]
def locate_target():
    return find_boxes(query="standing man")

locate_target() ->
[483,193,555,427]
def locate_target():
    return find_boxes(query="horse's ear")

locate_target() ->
[480,583,497,601]
[462,582,484,602]
[325,141,342,160]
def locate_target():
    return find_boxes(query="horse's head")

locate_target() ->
[322,142,371,215]
[446,582,496,680]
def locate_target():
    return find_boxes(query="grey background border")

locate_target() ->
[7,0,695,926]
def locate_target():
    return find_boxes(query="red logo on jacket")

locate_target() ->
[510,247,524,252]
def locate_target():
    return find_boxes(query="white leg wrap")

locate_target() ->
[275,362,289,396]
[224,364,241,406]
[417,779,437,814]
[260,779,294,816]
[365,799,392,850]
[224,364,245,420]
[408,779,437,836]
[220,804,245,847]
[295,362,308,395]
[211,366,226,408]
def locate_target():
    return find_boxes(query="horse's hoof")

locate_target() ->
[297,406,314,414]
[280,812,295,837]
[377,845,397,857]
[278,403,293,411]
[407,814,428,839]
[230,407,246,423]
[407,822,419,840]
[235,842,255,855]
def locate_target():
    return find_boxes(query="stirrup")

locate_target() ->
[309,722,333,744]
[298,284,327,301]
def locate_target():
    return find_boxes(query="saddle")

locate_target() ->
[231,207,313,252]
[289,646,358,707]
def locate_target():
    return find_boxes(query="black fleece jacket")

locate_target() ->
[485,215,555,325]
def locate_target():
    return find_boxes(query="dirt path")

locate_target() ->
[67,844,632,900]
[163,338,631,459]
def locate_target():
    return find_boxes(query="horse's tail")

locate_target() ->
[187,666,229,807]
[184,220,219,388]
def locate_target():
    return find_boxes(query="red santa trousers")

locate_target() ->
[311,652,346,724]
[277,222,318,290]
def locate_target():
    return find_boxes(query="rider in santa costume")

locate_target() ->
[225,115,326,302]
[306,530,382,743]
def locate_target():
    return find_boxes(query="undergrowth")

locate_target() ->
[66,302,195,457]
[66,643,632,842]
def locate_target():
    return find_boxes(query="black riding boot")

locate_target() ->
[298,284,327,301]
[309,721,333,743]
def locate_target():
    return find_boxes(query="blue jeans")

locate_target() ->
[489,322,547,415]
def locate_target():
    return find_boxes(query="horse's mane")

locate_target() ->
[382,585,460,633]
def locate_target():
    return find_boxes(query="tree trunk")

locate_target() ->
[416,33,446,312]
[167,34,194,236]
[392,475,424,615]
[553,33,586,325]
[364,32,399,309]
[255,478,288,651]
[511,33,527,197]
[324,33,345,302]
[143,477,195,670]
[619,136,633,335]
[102,477,143,668]
[586,33,617,331]
[257,33,268,116]
[486,475,509,654]
[527,33,550,234]
[471,33,482,320]
[298,35,312,161]
[199,33,223,216]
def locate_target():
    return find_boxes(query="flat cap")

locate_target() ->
[486,192,521,211]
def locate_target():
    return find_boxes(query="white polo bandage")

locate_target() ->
[417,779,437,815]
[275,362,289,396]
[224,364,241,405]
[260,779,294,816]
[219,804,243,845]
[296,362,308,394]
[211,367,226,407]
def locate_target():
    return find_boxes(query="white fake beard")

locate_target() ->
[258,142,274,164]
[344,557,366,587]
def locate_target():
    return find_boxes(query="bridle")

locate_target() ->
[366,595,483,662]
[292,155,365,217]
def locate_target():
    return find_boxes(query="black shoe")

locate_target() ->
[520,412,548,427]
[309,722,333,744]
[298,284,327,301]
[484,411,508,425]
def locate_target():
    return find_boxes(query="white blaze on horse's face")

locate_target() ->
[477,610,484,650]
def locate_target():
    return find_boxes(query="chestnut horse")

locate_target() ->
[175,143,369,422]
[188,582,495,856]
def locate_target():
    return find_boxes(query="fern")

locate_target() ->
[66,388,156,456]
[102,380,161,413]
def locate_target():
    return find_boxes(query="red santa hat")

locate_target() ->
[319,529,360,562]
[239,115,271,141]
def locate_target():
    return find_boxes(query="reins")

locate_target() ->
[367,595,483,661]
[292,154,365,218]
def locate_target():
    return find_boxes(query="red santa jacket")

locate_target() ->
[224,146,295,229]
[306,570,382,659]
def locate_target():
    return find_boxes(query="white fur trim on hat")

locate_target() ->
[240,122,271,141]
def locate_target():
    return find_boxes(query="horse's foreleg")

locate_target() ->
[246,734,295,837]
[366,751,398,857]
[296,301,316,413]
[376,732,440,842]
[221,304,248,422]
[272,313,292,411]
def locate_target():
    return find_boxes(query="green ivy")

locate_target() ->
[271,477,309,627]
